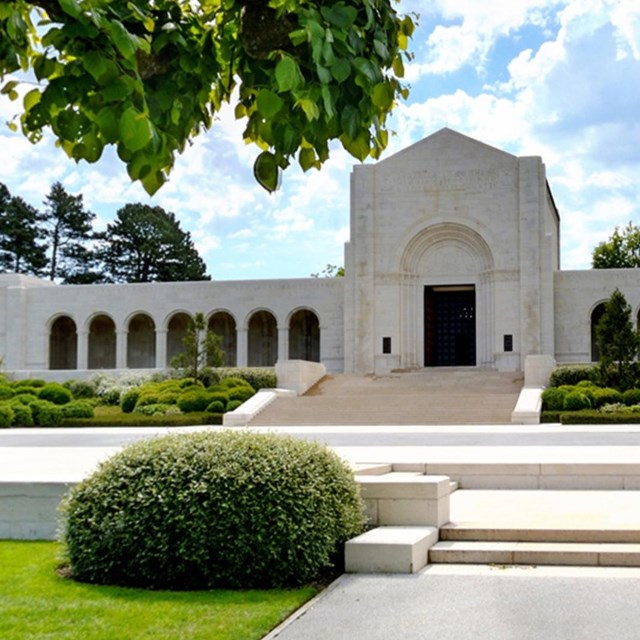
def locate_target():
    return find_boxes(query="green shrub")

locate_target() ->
[599,402,628,414]
[134,403,173,416]
[120,389,140,414]
[0,404,14,428]
[228,387,254,403]
[157,390,179,405]
[177,390,210,413]
[589,387,623,408]
[63,412,221,427]
[562,391,591,411]
[205,391,228,409]
[177,378,201,389]
[576,380,596,388]
[226,400,243,412]
[136,390,162,407]
[12,378,47,388]
[0,385,14,401]
[541,387,566,411]
[220,376,252,389]
[206,400,225,413]
[10,402,33,427]
[100,388,122,406]
[623,389,640,406]
[62,431,364,589]
[11,387,39,398]
[67,381,96,399]
[61,401,95,419]
[12,393,37,405]
[38,383,73,405]
[549,365,598,388]
[30,400,64,427]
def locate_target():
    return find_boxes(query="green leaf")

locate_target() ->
[96,107,119,143]
[119,107,154,152]
[275,56,303,92]
[296,97,320,121]
[354,57,381,84]
[141,170,166,196]
[110,20,139,60]
[58,0,82,18]
[299,147,318,172]
[331,58,351,83]
[256,89,284,119]
[392,54,405,78]
[340,131,370,161]
[340,104,360,139]
[83,51,117,84]
[23,89,41,111]
[372,83,393,110]
[1,81,19,101]
[320,4,358,29]
[321,84,335,118]
[254,151,281,193]
[316,65,332,84]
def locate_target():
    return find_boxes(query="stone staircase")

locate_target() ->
[430,490,640,567]
[250,369,523,426]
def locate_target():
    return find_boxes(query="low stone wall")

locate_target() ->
[275,360,326,396]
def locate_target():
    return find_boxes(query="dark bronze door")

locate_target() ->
[424,286,476,366]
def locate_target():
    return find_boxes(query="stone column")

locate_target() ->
[236,328,248,367]
[156,330,167,369]
[116,330,127,369]
[77,331,89,370]
[277,326,288,363]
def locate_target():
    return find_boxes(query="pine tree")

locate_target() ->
[42,182,96,282]
[0,185,47,276]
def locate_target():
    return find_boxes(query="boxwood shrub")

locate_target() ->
[206,400,225,413]
[623,389,640,406]
[30,400,64,427]
[120,389,140,414]
[10,402,34,427]
[0,404,13,428]
[549,365,598,388]
[176,390,210,413]
[61,401,95,419]
[541,387,566,411]
[12,378,46,388]
[226,400,243,412]
[38,383,73,405]
[0,385,14,401]
[562,391,591,411]
[12,393,37,405]
[62,431,364,590]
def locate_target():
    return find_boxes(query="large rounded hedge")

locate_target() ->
[62,431,364,590]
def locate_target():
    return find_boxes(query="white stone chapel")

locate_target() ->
[0,128,636,380]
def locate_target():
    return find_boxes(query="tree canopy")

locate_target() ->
[0,0,415,194]
[98,203,210,283]
[592,222,640,268]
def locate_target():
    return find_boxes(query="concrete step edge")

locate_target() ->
[440,527,640,543]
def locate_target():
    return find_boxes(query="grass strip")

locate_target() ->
[0,541,315,640]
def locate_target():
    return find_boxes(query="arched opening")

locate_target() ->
[289,309,320,362]
[167,312,191,364]
[49,316,77,370]
[88,314,116,369]
[591,303,607,362]
[127,314,156,368]
[248,310,278,366]
[208,312,237,366]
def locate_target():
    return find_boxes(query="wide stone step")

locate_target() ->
[429,540,640,567]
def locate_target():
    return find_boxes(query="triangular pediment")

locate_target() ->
[376,127,517,170]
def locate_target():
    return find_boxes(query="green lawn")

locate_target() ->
[0,541,316,640]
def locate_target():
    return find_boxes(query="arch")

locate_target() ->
[49,315,77,370]
[166,312,192,364]
[127,313,156,368]
[208,311,237,366]
[248,310,278,366]
[88,314,116,369]
[288,308,320,362]
[591,302,607,362]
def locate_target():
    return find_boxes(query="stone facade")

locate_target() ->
[0,128,637,379]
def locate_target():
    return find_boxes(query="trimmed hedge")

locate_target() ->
[30,400,63,427]
[623,389,640,406]
[62,431,364,589]
[120,389,140,414]
[61,401,95,419]
[0,385,14,401]
[541,387,566,411]
[10,402,34,427]
[62,412,222,427]
[562,391,591,411]
[176,390,210,413]
[206,400,225,413]
[549,365,598,388]
[39,383,73,405]
[0,404,13,428]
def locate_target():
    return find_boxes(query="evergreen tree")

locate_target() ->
[0,185,47,275]
[99,204,210,283]
[596,288,640,389]
[170,312,224,383]
[42,182,96,282]
[592,222,640,268]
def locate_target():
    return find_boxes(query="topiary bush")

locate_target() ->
[61,401,95,419]
[30,400,64,427]
[176,390,210,413]
[12,378,46,388]
[205,400,225,413]
[589,387,623,408]
[120,389,140,414]
[541,387,566,411]
[204,391,229,409]
[62,431,364,590]
[67,380,96,399]
[226,400,243,412]
[563,391,592,411]
[0,404,14,428]
[12,393,37,406]
[134,403,173,416]
[10,402,34,427]
[549,365,598,388]
[0,385,14,401]
[38,383,73,405]
[623,389,640,406]
[228,386,255,403]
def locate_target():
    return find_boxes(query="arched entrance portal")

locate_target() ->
[127,314,156,368]
[399,223,494,369]
[591,303,606,362]
[88,314,116,369]
[209,312,237,366]
[49,316,77,369]
[248,310,278,366]
[289,309,320,362]
[167,313,191,364]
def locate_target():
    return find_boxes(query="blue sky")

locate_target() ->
[2,0,639,280]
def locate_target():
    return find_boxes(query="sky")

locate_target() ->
[1,0,639,280]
